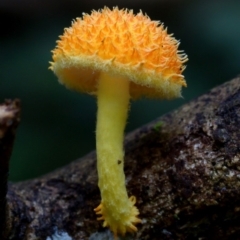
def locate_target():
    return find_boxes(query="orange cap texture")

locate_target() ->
[50,7,188,99]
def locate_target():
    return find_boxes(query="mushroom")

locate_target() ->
[49,7,188,237]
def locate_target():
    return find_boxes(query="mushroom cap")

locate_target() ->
[50,7,188,99]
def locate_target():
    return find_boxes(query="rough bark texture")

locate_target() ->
[0,100,21,239]
[2,77,240,239]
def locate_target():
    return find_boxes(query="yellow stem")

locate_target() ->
[96,72,140,235]
[97,71,129,206]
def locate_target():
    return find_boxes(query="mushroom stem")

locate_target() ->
[95,72,140,235]
[97,72,129,195]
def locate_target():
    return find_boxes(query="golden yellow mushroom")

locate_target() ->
[49,7,188,237]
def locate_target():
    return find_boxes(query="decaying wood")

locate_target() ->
[2,77,240,239]
[0,100,20,239]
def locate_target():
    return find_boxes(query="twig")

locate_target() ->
[0,99,20,239]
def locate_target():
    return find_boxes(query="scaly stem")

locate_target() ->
[96,72,140,235]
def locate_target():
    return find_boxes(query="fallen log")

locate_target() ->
[2,77,240,239]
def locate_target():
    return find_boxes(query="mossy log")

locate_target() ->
[1,77,240,239]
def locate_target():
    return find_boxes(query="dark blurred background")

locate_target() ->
[0,0,239,181]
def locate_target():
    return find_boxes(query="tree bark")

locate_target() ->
[2,77,240,239]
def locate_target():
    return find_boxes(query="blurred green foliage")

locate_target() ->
[0,0,239,181]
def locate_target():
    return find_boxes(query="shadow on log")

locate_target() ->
[2,77,240,239]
